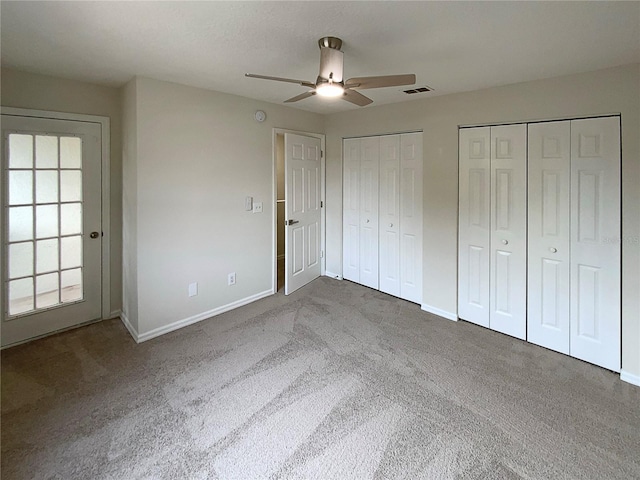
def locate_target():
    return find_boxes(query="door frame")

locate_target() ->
[272,128,326,293]
[1,106,112,325]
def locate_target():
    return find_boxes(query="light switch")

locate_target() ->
[245,196,253,211]
[188,282,198,297]
[253,202,263,213]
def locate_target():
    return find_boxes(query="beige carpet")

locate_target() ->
[2,277,639,479]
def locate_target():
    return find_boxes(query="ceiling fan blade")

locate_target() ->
[284,91,316,103]
[245,73,315,89]
[345,74,416,90]
[343,89,373,107]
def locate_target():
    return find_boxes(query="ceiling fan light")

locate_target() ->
[316,83,344,97]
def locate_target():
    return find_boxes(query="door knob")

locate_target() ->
[285,219,299,226]
[389,223,393,228]
[90,231,100,239]
[366,219,370,223]
[502,239,508,245]
[550,247,557,253]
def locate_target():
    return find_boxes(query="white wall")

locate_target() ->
[1,68,123,316]
[124,77,324,337]
[324,64,640,378]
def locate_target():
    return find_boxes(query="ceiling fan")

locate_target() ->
[245,37,416,106]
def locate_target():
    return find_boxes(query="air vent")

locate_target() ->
[403,86,433,94]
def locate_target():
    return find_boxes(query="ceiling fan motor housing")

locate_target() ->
[317,37,344,85]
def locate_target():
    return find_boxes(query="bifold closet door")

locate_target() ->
[527,121,571,354]
[399,133,423,303]
[343,138,360,282]
[379,135,401,296]
[459,125,526,338]
[489,124,527,340]
[341,137,380,288]
[345,133,421,301]
[460,117,620,370]
[458,127,491,327]
[359,137,380,289]
[570,117,620,372]
[528,117,620,370]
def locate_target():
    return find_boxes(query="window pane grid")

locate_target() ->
[5,133,84,317]
[24,233,83,242]
[6,266,83,281]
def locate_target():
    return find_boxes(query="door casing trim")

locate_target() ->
[1,106,112,322]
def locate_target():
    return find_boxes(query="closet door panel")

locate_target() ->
[379,135,401,296]
[570,117,620,372]
[527,121,571,354]
[400,133,423,303]
[458,127,491,327]
[342,138,360,282]
[359,137,380,289]
[490,124,527,340]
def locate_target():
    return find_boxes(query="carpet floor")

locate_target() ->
[2,277,639,479]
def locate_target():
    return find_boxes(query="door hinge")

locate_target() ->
[321,250,324,258]
[320,201,323,208]
[321,150,324,158]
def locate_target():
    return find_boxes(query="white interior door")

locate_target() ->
[284,133,321,295]
[570,116,620,371]
[359,137,379,289]
[458,127,491,327]
[527,121,571,354]
[342,138,360,283]
[2,115,102,346]
[379,135,400,296]
[400,132,423,303]
[489,124,527,340]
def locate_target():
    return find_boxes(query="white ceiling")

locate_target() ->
[2,1,639,114]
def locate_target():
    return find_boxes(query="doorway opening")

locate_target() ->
[276,133,285,291]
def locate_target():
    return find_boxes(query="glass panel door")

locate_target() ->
[2,114,102,347]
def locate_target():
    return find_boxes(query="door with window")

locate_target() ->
[2,115,102,346]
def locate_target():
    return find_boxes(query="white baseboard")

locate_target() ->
[620,370,640,387]
[120,311,140,343]
[136,289,274,343]
[109,309,122,320]
[324,271,343,280]
[421,303,458,321]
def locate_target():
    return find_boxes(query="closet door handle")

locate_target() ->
[550,247,557,253]
[389,223,393,228]
[366,219,370,223]
[502,239,509,245]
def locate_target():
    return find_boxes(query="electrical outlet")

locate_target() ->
[252,202,263,213]
[228,272,236,286]
[188,282,198,297]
